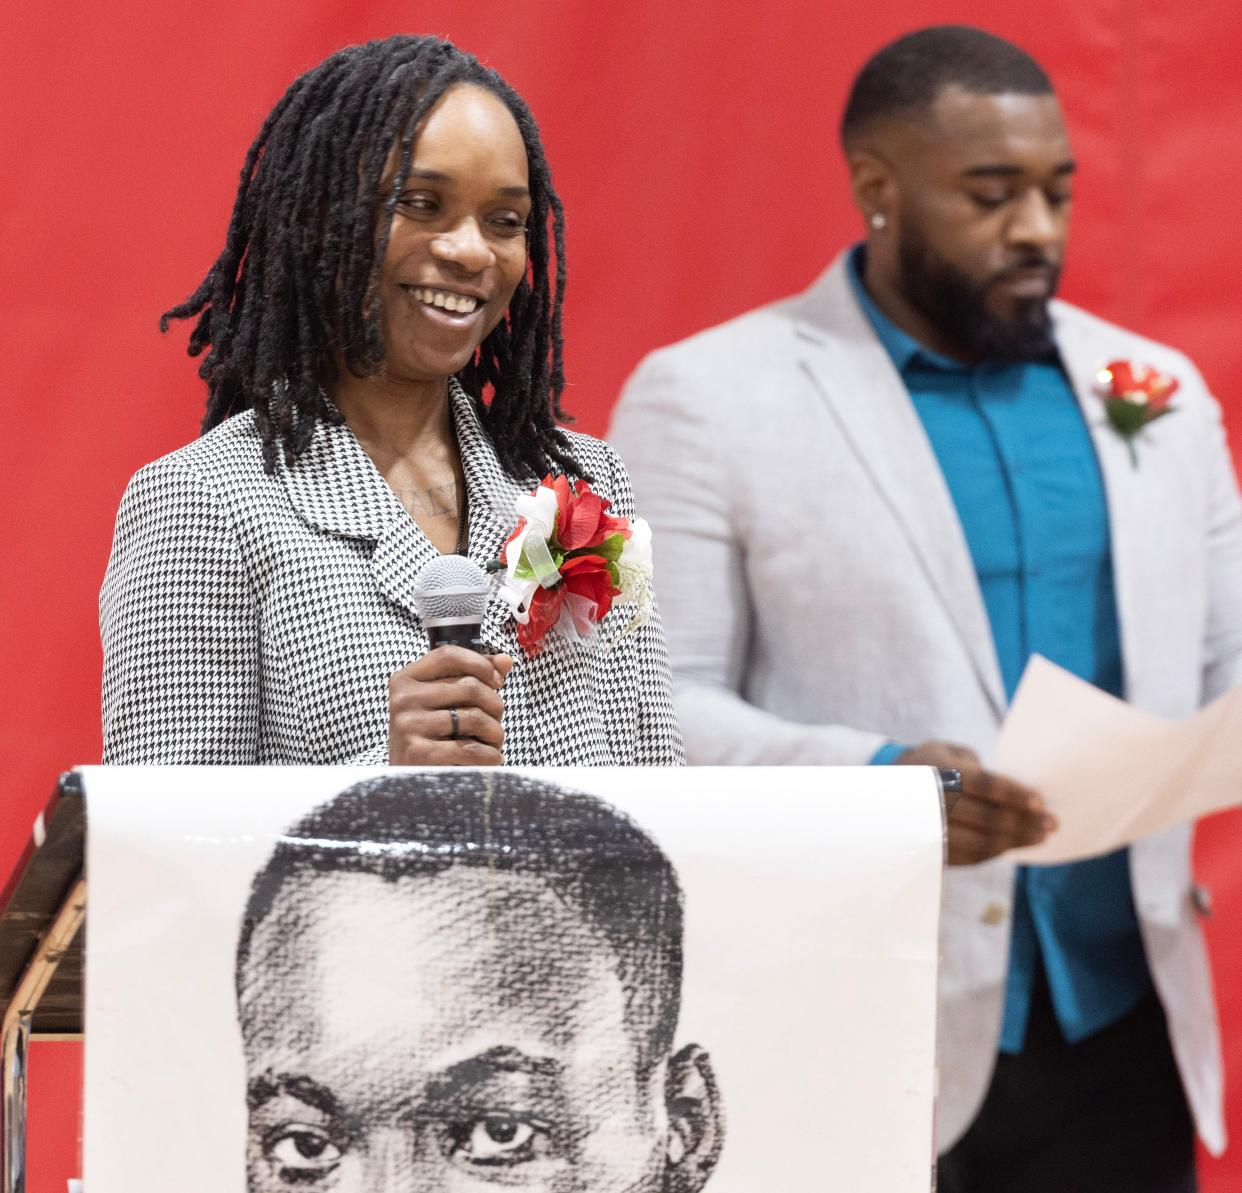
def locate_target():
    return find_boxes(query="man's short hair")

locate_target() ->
[841,25,1054,149]
[236,771,684,1073]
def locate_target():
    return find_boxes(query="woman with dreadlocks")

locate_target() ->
[100,35,684,767]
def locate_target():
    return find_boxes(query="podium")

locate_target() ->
[0,775,85,1193]
[0,766,955,1193]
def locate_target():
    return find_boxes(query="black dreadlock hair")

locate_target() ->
[841,26,1053,150]
[161,35,576,482]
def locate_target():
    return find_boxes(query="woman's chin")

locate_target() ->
[380,350,478,388]
[378,330,487,383]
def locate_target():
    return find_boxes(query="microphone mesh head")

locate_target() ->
[411,554,491,624]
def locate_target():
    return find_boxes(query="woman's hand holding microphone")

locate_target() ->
[388,646,513,765]
[390,553,514,765]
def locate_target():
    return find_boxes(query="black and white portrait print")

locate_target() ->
[83,765,943,1192]
[234,772,722,1191]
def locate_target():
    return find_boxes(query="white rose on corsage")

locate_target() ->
[613,517,655,638]
[495,483,560,626]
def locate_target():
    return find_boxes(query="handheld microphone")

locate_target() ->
[411,554,491,653]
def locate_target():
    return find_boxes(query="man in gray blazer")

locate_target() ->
[610,26,1242,1193]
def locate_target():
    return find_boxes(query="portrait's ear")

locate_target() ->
[663,1043,723,1193]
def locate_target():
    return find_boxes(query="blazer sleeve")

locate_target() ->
[1195,376,1242,701]
[600,441,687,765]
[609,352,888,765]
[100,454,262,763]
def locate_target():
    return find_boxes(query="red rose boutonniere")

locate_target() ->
[491,475,654,657]
[1096,359,1179,467]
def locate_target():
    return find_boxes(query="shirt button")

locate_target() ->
[1192,884,1214,918]
[981,902,1009,926]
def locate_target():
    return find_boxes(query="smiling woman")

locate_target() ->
[365,86,535,417]
[99,35,684,767]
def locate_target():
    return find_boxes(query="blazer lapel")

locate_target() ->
[1054,307,1161,702]
[276,413,401,542]
[277,382,521,630]
[793,257,1007,719]
[448,381,528,647]
[277,412,435,621]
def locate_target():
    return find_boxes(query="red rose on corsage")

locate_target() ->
[493,475,654,656]
[1096,359,1179,467]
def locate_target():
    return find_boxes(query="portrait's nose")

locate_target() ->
[429,216,494,274]
[360,1129,431,1192]
[1006,189,1063,253]
[360,1132,417,1186]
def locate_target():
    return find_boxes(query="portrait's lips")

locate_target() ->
[994,265,1057,299]
[399,283,488,329]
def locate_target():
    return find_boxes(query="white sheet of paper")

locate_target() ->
[993,655,1242,863]
[82,765,944,1193]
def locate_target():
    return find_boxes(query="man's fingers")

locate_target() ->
[950,793,1054,844]
[947,823,1007,866]
[969,767,1047,815]
[947,781,1056,865]
[895,743,1055,859]
[947,821,1045,866]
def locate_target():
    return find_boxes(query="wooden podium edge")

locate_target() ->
[0,773,82,920]
[1,875,86,1193]
[0,773,86,1193]
[0,774,85,1034]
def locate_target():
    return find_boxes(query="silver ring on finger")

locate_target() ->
[448,707,460,740]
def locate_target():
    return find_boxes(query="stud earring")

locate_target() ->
[870,212,887,231]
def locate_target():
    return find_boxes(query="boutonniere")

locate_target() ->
[1096,359,1179,466]
[490,474,654,657]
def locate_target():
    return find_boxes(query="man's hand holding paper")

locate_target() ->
[894,740,1056,864]
[993,655,1242,863]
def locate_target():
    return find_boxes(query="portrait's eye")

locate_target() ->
[264,1126,343,1179]
[448,1112,551,1167]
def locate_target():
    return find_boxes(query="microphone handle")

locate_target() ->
[427,623,488,653]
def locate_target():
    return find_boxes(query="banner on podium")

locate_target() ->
[80,765,943,1192]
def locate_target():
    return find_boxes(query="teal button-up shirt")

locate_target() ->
[850,249,1152,1051]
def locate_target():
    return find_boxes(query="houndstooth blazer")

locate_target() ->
[100,381,685,766]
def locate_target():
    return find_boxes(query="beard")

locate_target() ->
[896,227,1060,363]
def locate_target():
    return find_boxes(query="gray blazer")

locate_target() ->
[610,251,1242,1152]
[101,381,684,767]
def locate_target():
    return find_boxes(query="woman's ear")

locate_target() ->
[663,1043,724,1193]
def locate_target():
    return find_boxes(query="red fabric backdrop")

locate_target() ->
[2,2,1241,1188]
